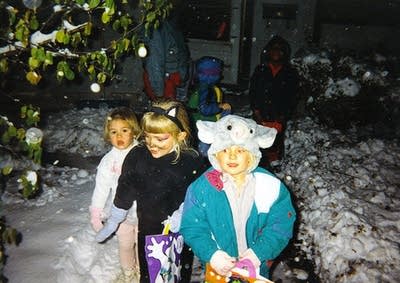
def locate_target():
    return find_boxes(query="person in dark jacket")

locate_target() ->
[142,16,190,101]
[95,99,205,282]
[249,35,299,169]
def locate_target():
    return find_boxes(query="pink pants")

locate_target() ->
[116,222,139,270]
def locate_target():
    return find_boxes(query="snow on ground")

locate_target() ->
[2,163,123,283]
[2,51,400,283]
[279,118,400,282]
[3,106,399,283]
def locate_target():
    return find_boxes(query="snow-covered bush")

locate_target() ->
[292,49,397,134]
[0,216,19,283]
[0,105,42,198]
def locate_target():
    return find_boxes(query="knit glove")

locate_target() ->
[210,250,236,276]
[89,206,104,232]
[239,248,261,270]
[95,204,128,243]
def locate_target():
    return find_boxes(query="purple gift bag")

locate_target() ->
[145,232,184,283]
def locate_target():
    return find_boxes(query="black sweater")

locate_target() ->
[249,63,298,121]
[114,145,205,282]
[114,144,204,235]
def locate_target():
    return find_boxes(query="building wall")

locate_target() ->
[80,0,400,94]
[315,0,400,53]
[318,24,400,53]
[248,0,316,80]
[10,0,398,100]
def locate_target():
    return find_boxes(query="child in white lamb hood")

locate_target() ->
[180,114,297,279]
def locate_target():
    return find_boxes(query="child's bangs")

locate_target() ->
[142,114,178,134]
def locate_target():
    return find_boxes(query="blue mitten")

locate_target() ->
[95,204,128,243]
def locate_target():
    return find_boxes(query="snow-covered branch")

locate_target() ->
[0,19,88,56]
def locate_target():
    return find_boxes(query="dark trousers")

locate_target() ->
[259,130,285,168]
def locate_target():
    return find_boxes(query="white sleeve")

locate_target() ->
[90,154,114,209]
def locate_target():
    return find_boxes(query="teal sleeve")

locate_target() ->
[251,182,296,261]
[180,181,219,263]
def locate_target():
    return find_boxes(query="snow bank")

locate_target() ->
[280,117,400,282]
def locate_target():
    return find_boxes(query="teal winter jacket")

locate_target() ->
[180,167,296,277]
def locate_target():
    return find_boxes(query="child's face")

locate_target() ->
[108,119,135,150]
[269,44,284,63]
[144,131,178,158]
[215,146,253,178]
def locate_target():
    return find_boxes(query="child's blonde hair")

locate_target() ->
[104,107,140,141]
[141,99,194,161]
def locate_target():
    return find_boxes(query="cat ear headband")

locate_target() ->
[150,106,184,132]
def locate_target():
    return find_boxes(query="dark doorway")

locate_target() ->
[238,0,255,88]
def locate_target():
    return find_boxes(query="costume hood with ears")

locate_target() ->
[196,115,277,172]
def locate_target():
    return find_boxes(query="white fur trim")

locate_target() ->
[254,172,280,213]
[196,115,277,173]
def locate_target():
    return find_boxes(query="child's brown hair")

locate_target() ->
[103,107,140,141]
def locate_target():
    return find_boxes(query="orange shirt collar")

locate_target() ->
[268,63,282,77]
